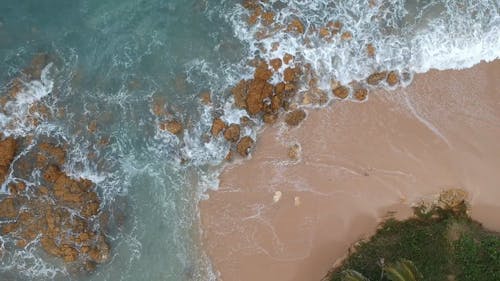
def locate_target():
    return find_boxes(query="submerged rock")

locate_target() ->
[0,141,110,272]
[237,136,254,157]
[285,109,306,126]
[0,137,17,184]
[287,19,305,34]
[160,120,183,135]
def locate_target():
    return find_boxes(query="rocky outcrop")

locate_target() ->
[0,137,17,184]
[354,88,368,101]
[0,140,109,273]
[160,120,183,135]
[387,71,400,86]
[333,86,349,99]
[285,109,306,126]
[224,124,241,142]
[366,72,387,85]
[237,136,254,157]
[211,118,227,136]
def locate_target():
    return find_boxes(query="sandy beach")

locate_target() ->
[200,60,500,281]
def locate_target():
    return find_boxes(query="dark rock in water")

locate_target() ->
[270,58,282,71]
[232,80,248,109]
[224,124,241,142]
[254,62,273,81]
[263,113,278,124]
[285,109,306,126]
[367,71,387,85]
[0,141,110,272]
[211,118,226,136]
[283,67,298,83]
[237,136,254,157]
[0,137,17,184]
[160,120,183,135]
[0,197,17,219]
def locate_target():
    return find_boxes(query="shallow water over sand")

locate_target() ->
[200,60,500,281]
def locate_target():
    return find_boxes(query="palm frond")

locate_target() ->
[384,259,423,281]
[340,269,370,281]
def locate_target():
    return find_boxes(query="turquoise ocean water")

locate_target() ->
[0,0,498,280]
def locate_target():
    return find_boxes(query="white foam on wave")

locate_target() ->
[0,63,55,137]
[225,0,499,89]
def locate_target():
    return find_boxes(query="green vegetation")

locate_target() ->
[328,203,500,281]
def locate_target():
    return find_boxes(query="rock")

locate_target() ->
[223,124,240,142]
[261,11,274,26]
[232,80,248,109]
[200,91,211,105]
[327,20,343,33]
[288,144,301,160]
[283,53,294,65]
[211,118,226,136]
[439,189,468,209]
[254,62,273,81]
[246,79,273,115]
[319,27,330,38]
[263,113,278,124]
[285,109,306,126]
[386,71,400,86]
[366,43,376,57]
[247,6,262,25]
[354,88,368,101]
[0,197,18,219]
[333,86,350,99]
[237,136,254,157]
[225,151,233,162]
[0,137,17,184]
[160,120,183,135]
[270,58,282,71]
[24,53,50,80]
[366,72,387,85]
[283,67,297,83]
[341,31,352,40]
[287,19,305,34]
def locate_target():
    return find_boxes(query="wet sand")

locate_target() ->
[200,60,500,281]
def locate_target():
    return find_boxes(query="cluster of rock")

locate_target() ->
[0,54,109,274]
[0,137,109,273]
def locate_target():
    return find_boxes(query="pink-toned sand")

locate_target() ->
[200,61,500,281]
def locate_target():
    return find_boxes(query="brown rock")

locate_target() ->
[0,137,17,184]
[283,67,297,83]
[274,82,285,96]
[223,124,240,142]
[354,88,368,101]
[366,72,387,85]
[261,11,275,26]
[287,19,305,34]
[160,120,183,135]
[366,43,376,57]
[254,62,273,81]
[246,79,272,115]
[319,27,330,38]
[270,58,282,71]
[263,113,278,124]
[225,151,233,162]
[327,21,343,32]
[341,31,352,40]
[386,71,400,86]
[200,91,211,105]
[247,6,262,25]
[232,80,248,109]
[285,109,306,126]
[211,118,226,136]
[62,246,78,262]
[283,53,294,65]
[288,144,301,160]
[0,198,18,219]
[333,86,350,99]
[237,136,254,157]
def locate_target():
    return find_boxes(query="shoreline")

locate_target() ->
[200,60,500,281]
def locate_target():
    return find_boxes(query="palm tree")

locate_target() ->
[340,259,423,281]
